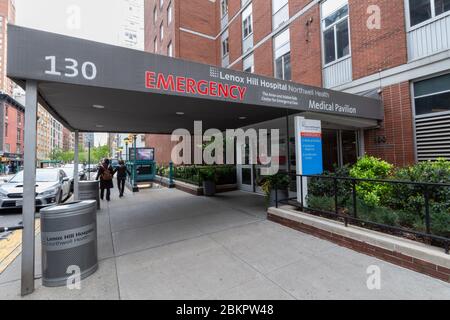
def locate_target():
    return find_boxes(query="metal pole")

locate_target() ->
[21,80,38,296]
[133,135,137,190]
[352,179,357,218]
[424,185,431,235]
[334,177,339,214]
[74,131,79,200]
[285,110,291,174]
[88,141,91,180]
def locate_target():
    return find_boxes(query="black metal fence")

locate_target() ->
[275,174,450,254]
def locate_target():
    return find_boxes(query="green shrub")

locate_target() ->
[431,209,450,238]
[307,164,352,200]
[356,200,399,227]
[389,159,450,210]
[350,156,393,207]
[257,173,291,198]
[306,195,335,212]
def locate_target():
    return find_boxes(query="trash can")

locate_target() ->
[40,200,98,287]
[79,180,100,209]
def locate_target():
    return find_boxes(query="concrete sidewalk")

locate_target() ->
[0,185,449,300]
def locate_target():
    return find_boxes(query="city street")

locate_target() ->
[0,175,21,239]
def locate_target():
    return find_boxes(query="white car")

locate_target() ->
[0,168,71,210]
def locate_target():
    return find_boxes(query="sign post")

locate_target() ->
[294,117,323,206]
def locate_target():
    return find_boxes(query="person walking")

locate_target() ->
[96,158,115,201]
[115,160,131,198]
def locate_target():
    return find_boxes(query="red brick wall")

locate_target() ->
[364,82,415,167]
[177,0,218,64]
[145,134,179,165]
[254,39,274,77]
[349,0,408,80]
[228,11,243,63]
[290,4,322,86]
[253,0,272,43]
[3,102,24,155]
[144,0,177,55]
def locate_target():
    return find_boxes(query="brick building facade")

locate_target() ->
[144,0,450,170]
[0,0,24,169]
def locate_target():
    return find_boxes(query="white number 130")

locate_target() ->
[45,56,97,80]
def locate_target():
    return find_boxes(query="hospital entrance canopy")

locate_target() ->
[7,25,384,296]
[7,25,383,134]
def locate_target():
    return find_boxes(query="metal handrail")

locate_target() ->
[275,173,450,254]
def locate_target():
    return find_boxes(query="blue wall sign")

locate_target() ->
[300,132,323,175]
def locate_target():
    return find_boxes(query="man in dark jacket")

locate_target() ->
[96,158,115,201]
[115,160,131,197]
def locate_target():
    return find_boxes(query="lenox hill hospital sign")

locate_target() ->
[145,67,366,117]
[7,26,383,123]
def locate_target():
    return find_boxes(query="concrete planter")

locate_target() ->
[202,181,216,196]
[269,189,288,207]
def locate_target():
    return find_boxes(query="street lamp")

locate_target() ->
[124,137,130,162]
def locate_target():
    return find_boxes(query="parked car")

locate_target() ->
[86,164,98,173]
[62,164,87,191]
[0,168,71,210]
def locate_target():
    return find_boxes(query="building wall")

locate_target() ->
[364,82,415,167]
[0,0,15,95]
[2,100,23,155]
[143,0,450,167]
[37,105,52,160]
[144,134,178,165]
[349,0,408,80]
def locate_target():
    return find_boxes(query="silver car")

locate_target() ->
[0,168,71,210]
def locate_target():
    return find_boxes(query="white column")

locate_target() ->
[21,80,38,296]
[74,131,79,200]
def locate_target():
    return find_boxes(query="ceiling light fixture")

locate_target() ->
[238,116,247,120]
[93,104,105,109]
[176,112,185,115]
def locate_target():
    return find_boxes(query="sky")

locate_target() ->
[15,0,126,44]
[14,0,141,147]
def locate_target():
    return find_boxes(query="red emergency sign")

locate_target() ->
[145,71,247,101]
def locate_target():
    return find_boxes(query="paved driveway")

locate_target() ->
[0,186,449,299]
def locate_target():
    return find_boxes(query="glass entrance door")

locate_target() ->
[237,143,254,192]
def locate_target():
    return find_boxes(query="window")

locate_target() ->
[17,128,21,142]
[153,6,157,25]
[17,113,21,126]
[221,0,228,17]
[409,0,450,27]
[160,0,164,9]
[167,42,173,57]
[242,5,253,39]
[154,37,158,52]
[222,37,229,57]
[160,23,164,41]
[322,0,350,65]
[5,106,7,117]
[4,122,7,137]
[5,143,9,153]
[167,2,172,25]
[272,0,289,30]
[414,73,450,115]
[436,0,450,15]
[274,29,291,80]
[243,54,254,73]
